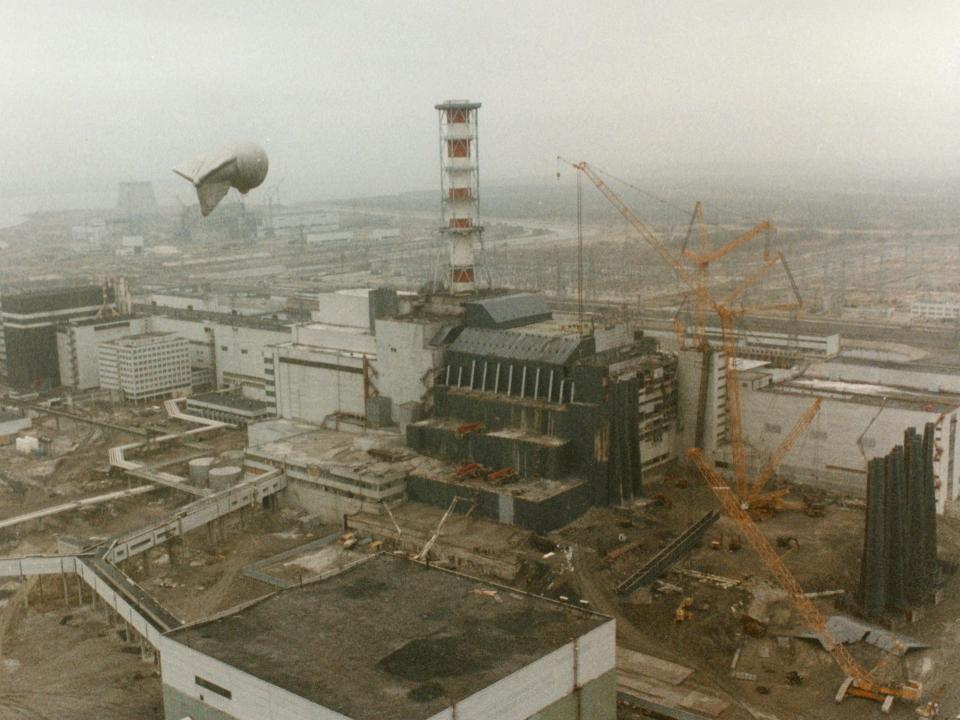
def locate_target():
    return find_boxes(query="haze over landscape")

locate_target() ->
[2,1,959,216]
[3,5,960,720]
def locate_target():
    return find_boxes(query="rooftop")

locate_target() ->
[246,428,411,479]
[435,99,482,110]
[768,376,960,413]
[187,392,272,413]
[168,554,606,720]
[448,327,589,367]
[101,331,182,347]
[67,314,140,328]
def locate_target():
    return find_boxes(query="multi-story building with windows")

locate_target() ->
[98,332,191,402]
[0,283,114,389]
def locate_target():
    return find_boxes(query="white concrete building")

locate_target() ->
[738,371,960,513]
[695,327,840,360]
[267,289,442,427]
[57,316,148,391]
[98,332,191,401]
[159,554,616,720]
[144,312,292,399]
[911,300,960,321]
[676,347,728,458]
[214,323,291,400]
[0,410,31,440]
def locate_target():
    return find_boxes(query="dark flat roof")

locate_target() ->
[187,392,271,413]
[167,554,607,720]
[435,100,481,110]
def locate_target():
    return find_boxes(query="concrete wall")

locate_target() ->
[313,290,371,329]
[160,636,351,720]
[294,323,376,354]
[271,345,366,424]
[160,617,615,720]
[214,324,290,400]
[148,315,216,373]
[741,388,958,512]
[58,317,148,390]
[677,348,726,457]
[529,670,617,720]
[425,619,616,720]
[375,318,443,419]
[280,476,368,525]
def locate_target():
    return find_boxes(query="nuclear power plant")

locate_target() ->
[0,91,958,720]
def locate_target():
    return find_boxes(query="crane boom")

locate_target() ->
[558,159,696,291]
[687,447,922,708]
[683,219,775,265]
[749,398,822,498]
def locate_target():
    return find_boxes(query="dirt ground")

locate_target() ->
[3,410,960,720]
[131,510,332,623]
[542,469,960,720]
[0,589,162,720]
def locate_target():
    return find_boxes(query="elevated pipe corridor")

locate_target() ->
[0,397,285,653]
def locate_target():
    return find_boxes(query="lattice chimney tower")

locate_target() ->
[436,100,482,293]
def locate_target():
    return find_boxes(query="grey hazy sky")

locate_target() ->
[2,1,959,204]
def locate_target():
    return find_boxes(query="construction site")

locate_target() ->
[0,93,959,720]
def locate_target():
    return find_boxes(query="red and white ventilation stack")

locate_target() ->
[436,99,483,294]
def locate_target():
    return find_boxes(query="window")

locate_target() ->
[221,345,228,352]
[195,676,232,700]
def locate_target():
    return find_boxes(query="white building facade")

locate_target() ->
[98,333,191,401]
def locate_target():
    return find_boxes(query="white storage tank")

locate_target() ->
[188,457,216,485]
[209,465,242,491]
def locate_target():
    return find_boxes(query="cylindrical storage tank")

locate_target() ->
[209,465,242,491]
[188,457,216,485]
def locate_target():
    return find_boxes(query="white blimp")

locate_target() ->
[174,142,269,216]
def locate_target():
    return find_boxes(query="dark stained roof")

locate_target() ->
[462,293,551,329]
[167,554,607,720]
[448,327,589,366]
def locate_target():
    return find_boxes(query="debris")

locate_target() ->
[786,671,803,686]
[731,670,757,682]
[673,568,740,589]
[674,596,694,623]
[802,589,844,599]
[730,646,742,670]
[602,538,643,565]
[529,534,557,553]
[740,615,767,638]
[616,510,720,595]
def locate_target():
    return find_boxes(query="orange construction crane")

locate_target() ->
[560,158,812,499]
[710,251,803,499]
[556,158,695,293]
[681,201,775,349]
[687,447,923,713]
[745,397,822,515]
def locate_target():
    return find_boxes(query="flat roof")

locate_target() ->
[168,554,606,720]
[187,392,272,413]
[247,428,410,479]
[435,100,481,110]
[101,331,180,346]
[769,377,960,413]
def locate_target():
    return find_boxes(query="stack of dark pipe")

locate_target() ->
[859,423,941,618]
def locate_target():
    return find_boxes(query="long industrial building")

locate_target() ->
[160,554,616,720]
